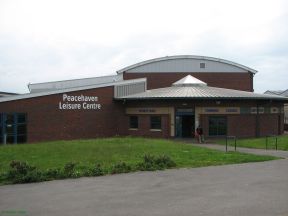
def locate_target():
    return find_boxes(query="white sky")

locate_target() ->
[0,0,287,93]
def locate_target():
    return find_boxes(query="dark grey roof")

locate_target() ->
[0,92,18,97]
[118,86,288,101]
[264,89,288,97]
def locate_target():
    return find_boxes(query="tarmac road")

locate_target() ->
[1,157,288,216]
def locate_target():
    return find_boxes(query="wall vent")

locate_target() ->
[114,81,146,98]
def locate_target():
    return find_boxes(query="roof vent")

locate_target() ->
[172,75,207,87]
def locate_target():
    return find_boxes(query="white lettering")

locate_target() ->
[59,102,81,110]
[83,103,101,110]
[63,94,68,101]
[59,94,101,110]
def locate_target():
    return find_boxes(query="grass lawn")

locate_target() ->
[215,135,288,151]
[0,137,278,176]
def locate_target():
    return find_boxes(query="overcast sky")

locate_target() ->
[0,0,287,94]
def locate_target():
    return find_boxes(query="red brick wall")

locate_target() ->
[201,114,283,138]
[123,72,254,91]
[126,115,170,138]
[258,114,281,136]
[228,115,256,137]
[0,86,127,143]
[1,90,284,143]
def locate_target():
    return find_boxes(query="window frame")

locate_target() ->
[129,116,139,130]
[150,116,162,131]
[208,116,227,137]
[0,113,27,144]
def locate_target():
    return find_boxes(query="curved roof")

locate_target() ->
[117,55,258,74]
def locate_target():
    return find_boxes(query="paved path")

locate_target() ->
[1,158,288,216]
[190,143,288,158]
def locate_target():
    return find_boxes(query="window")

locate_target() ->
[16,113,27,143]
[209,116,227,136]
[5,114,15,144]
[200,63,206,69]
[0,113,27,144]
[150,116,161,130]
[129,116,138,129]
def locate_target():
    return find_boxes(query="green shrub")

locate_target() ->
[18,170,43,183]
[154,154,176,168]
[90,164,104,176]
[83,164,104,177]
[2,155,176,184]
[137,154,176,171]
[43,168,63,180]
[63,162,77,177]
[111,162,132,174]
[6,160,43,184]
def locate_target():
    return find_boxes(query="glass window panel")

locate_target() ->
[17,114,26,123]
[150,116,161,130]
[6,124,15,135]
[17,124,27,135]
[6,135,14,144]
[129,116,138,129]
[218,120,227,136]
[6,114,14,125]
[209,118,217,136]
[17,135,27,144]
[209,116,227,136]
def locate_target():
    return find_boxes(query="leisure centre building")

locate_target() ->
[0,55,287,144]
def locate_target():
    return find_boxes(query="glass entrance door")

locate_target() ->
[175,109,195,138]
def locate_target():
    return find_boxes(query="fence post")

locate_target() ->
[225,137,228,152]
[275,137,278,150]
[234,137,237,151]
[266,136,268,150]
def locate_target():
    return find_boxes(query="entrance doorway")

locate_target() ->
[175,109,195,138]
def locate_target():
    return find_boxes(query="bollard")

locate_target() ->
[225,136,237,152]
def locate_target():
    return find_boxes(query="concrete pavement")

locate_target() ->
[1,158,288,216]
[190,142,288,158]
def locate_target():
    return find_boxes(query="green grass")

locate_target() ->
[215,135,288,151]
[0,137,278,176]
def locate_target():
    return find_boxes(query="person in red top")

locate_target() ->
[196,125,204,143]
